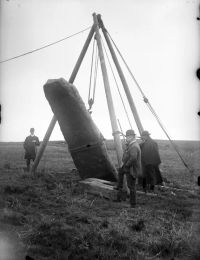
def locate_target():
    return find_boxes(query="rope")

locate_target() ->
[101,36,133,129]
[88,38,99,112]
[107,32,192,173]
[147,102,191,170]
[0,26,91,64]
[92,44,99,102]
[117,119,126,142]
[88,37,96,105]
[107,32,146,98]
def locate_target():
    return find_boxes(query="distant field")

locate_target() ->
[0,140,199,260]
[0,139,199,188]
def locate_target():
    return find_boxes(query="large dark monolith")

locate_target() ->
[44,78,117,181]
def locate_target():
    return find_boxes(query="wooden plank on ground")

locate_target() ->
[80,178,118,200]
[158,185,199,196]
[80,178,157,200]
[83,178,116,186]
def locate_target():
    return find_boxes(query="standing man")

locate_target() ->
[24,128,40,171]
[116,129,141,208]
[140,130,163,192]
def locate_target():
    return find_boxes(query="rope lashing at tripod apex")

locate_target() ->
[8,12,193,198]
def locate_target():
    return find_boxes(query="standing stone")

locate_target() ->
[44,78,117,181]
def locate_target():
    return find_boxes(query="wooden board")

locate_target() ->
[44,78,117,181]
[157,184,197,194]
[80,178,118,200]
[80,178,157,200]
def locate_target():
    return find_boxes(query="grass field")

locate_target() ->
[0,140,199,260]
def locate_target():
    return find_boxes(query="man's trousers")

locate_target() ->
[117,169,136,206]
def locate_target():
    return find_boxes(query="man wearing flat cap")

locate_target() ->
[116,129,141,207]
[24,128,40,171]
[140,130,163,192]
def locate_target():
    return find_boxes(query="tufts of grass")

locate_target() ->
[104,229,129,252]
[22,218,78,257]
[1,208,26,226]
[100,219,109,228]
[149,236,191,258]
[3,162,11,169]
[147,217,194,259]
[187,223,200,260]
[66,213,91,225]
[4,184,31,194]
[129,219,145,232]
[21,214,141,260]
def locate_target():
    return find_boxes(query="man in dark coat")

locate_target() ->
[116,129,142,207]
[24,128,40,171]
[140,130,163,192]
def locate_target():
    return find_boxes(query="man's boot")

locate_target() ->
[121,190,128,201]
[150,184,155,192]
[130,190,136,208]
[142,177,147,193]
[26,163,30,172]
[115,190,122,202]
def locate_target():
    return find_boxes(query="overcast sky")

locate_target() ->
[0,0,199,142]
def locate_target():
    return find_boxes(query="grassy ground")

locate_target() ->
[0,140,199,260]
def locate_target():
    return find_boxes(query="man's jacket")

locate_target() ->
[122,140,142,178]
[140,138,161,166]
[24,135,40,159]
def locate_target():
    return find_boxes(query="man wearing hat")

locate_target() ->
[116,129,141,207]
[24,128,40,171]
[140,130,163,192]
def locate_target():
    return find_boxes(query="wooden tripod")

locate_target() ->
[31,13,143,174]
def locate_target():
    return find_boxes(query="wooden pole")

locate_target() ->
[31,24,95,173]
[31,115,57,173]
[98,14,144,135]
[93,13,123,167]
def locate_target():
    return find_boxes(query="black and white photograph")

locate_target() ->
[0,0,200,259]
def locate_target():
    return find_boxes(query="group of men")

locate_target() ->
[23,127,162,208]
[116,129,162,208]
